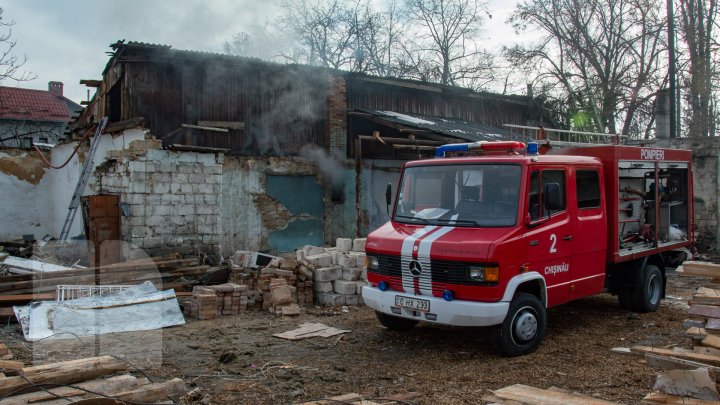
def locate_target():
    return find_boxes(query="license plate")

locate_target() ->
[395,295,430,312]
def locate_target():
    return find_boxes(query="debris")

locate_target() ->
[273,322,350,341]
[2,256,72,274]
[653,368,720,401]
[483,384,618,404]
[13,281,185,341]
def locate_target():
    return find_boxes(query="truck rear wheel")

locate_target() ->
[375,311,418,331]
[498,293,546,357]
[617,265,663,313]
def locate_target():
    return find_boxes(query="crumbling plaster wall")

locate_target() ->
[0,150,53,239]
[0,129,146,241]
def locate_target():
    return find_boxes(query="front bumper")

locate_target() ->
[362,286,509,327]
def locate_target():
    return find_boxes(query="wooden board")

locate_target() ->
[678,261,720,278]
[273,323,350,340]
[645,353,720,373]
[706,318,720,331]
[631,346,720,367]
[642,392,720,404]
[483,384,618,404]
[689,305,720,320]
[702,334,720,350]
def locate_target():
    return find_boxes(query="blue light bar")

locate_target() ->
[435,143,471,157]
[527,142,539,155]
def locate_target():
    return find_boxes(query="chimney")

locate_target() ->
[48,81,63,97]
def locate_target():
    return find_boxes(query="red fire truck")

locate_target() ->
[362,136,693,356]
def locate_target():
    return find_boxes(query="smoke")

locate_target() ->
[299,144,344,186]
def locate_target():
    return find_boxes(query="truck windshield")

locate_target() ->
[394,164,521,227]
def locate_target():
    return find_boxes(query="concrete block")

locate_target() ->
[145,149,170,161]
[196,153,217,165]
[203,194,218,205]
[144,162,156,172]
[361,269,368,281]
[337,254,355,269]
[344,294,359,306]
[130,204,145,216]
[152,182,170,194]
[149,205,171,216]
[352,238,367,252]
[176,205,195,216]
[127,194,145,205]
[180,183,194,193]
[314,266,343,282]
[195,183,214,194]
[307,253,333,268]
[356,281,368,295]
[302,245,326,256]
[203,164,222,175]
[178,165,194,174]
[129,182,147,194]
[157,162,177,173]
[146,194,161,205]
[178,153,197,163]
[342,267,362,281]
[172,173,189,183]
[317,292,345,306]
[313,281,333,293]
[336,238,352,251]
[333,280,358,295]
[151,172,171,183]
[169,183,182,193]
[128,161,147,173]
[130,226,150,238]
[145,215,165,227]
[188,173,205,184]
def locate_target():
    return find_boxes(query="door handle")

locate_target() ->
[562,235,573,241]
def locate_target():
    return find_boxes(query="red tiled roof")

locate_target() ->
[0,86,72,122]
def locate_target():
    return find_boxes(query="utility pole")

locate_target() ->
[668,0,677,138]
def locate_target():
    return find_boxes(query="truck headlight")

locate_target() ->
[468,265,499,282]
[366,255,379,270]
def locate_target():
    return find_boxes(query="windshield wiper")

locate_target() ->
[432,218,480,226]
[394,215,430,224]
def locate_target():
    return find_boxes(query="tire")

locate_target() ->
[617,265,663,313]
[375,311,418,331]
[633,265,663,313]
[497,292,546,357]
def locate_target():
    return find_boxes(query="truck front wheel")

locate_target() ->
[498,293,546,357]
[375,311,418,331]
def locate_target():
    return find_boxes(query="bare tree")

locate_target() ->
[0,8,33,84]
[678,0,719,137]
[404,0,493,87]
[506,0,666,137]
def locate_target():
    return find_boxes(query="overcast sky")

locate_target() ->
[5,0,522,104]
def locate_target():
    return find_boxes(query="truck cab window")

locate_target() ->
[528,169,566,220]
[576,170,600,209]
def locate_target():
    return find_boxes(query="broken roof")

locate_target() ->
[0,86,74,122]
[355,109,510,142]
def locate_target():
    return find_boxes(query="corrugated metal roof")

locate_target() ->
[0,86,72,122]
[359,109,510,142]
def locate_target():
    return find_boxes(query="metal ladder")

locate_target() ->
[503,124,628,147]
[59,117,108,241]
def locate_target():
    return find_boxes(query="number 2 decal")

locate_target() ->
[549,234,557,253]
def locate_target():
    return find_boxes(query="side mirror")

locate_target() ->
[385,183,392,214]
[543,183,562,212]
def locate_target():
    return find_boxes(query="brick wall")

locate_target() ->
[97,145,223,257]
[327,76,347,158]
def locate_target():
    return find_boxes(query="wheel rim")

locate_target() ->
[512,306,538,344]
[648,273,662,305]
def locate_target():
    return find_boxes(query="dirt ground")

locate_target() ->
[1,270,709,405]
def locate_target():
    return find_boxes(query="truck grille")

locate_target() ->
[373,254,495,286]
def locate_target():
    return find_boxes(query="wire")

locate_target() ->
[33,124,96,169]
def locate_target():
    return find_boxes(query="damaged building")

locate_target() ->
[0,40,631,259]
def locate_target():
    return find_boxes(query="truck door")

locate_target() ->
[569,168,607,299]
[526,168,573,307]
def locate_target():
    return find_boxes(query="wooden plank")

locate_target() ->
[181,124,229,133]
[0,375,145,405]
[197,120,245,130]
[3,257,71,273]
[642,392,720,404]
[702,334,720,350]
[483,384,618,404]
[0,356,128,396]
[654,368,720,401]
[706,318,720,331]
[296,393,364,405]
[0,360,22,371]
[631,346,720,367]
[694,346,720,357]
[678,261,720,278]
[689,305,720,320]
[79,79,102,87]
[645,353,720,373]
[686,327,708,340]
[273,323,350,341]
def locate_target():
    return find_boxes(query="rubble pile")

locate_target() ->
[299,238,368,306]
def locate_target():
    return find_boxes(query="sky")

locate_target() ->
[4,0,523,104]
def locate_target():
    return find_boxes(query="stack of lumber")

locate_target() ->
[617,260,720,403]
[0,254,224,317]
[0,355,186,404]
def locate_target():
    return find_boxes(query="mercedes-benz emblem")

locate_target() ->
[409,260,423,277]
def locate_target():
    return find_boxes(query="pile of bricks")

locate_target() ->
[186,283,249,320]
[298,238,368,306]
